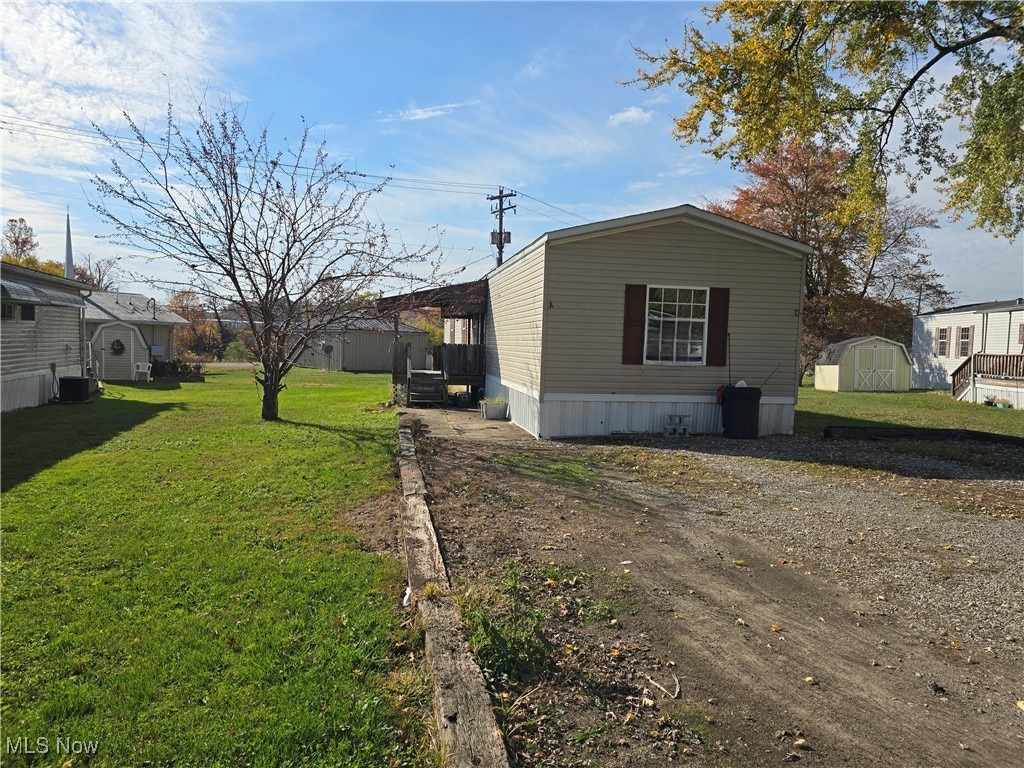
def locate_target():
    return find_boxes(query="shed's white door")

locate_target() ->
[855,346,895,391]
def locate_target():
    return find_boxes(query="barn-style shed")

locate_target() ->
[815,336,911,392]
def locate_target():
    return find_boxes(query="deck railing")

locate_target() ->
[951,353,1024,399]
[436,344,485,379]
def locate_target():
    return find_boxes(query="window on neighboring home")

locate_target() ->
[1,303,34,321]
[936,327,948,357]
[644,286,708,364]
[958,326,972,357]
[622,284,729,366]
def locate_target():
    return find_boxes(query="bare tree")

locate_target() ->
[74,253,123,291]
[89,101,441,420]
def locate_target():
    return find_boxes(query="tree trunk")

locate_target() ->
[259,363,281,421]
[261,386,280,421]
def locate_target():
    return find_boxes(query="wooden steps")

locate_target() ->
[408,370,446,407]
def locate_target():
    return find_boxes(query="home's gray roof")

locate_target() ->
[816,336,911,366]
[916,298,1024,317]
[83,291,188,326]
[1,263,87,306]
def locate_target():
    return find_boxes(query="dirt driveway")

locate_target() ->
[408,408,1023,767]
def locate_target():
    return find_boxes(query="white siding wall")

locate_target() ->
[1,305,83,412]
[982,309,1024,355]
[913,312,980,389]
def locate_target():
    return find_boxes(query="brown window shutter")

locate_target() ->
[1018,323,1024,346]
[933,328,940,356]
[706,287,730,367]
[622,284,647,365]
[954,326,962,357]
[946,327,953,357]
[968,325,974,355]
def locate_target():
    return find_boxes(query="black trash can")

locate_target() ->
[721,385,761,439]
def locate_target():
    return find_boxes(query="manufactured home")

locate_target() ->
[381,205,810,437]
[1,263,89,412]
[911,298,1024,406]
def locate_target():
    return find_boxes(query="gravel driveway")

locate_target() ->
[412,413,1024,767]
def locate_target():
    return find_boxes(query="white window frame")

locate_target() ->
[936,327,948,357]
[958,327,971,358]
[643,285,709,365]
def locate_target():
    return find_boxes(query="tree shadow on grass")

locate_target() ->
[1,393,185,492]
[276,419,396,452]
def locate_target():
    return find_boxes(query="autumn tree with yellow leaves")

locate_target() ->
[635,1,1023,237]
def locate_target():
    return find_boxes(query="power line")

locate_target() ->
[2,117,594,230]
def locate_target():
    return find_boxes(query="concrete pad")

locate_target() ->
[401,406,535,444]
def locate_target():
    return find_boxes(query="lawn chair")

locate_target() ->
[133,362,153,382]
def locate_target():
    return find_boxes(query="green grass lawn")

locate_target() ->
[795,384,1024,438]
[1,369,433,767]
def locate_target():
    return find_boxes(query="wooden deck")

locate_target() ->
[393,343,485,407]
[951,354,1024,400]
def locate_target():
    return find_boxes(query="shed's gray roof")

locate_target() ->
[326,315,425,334]
[816,336,911,366]
[83,291,188,326]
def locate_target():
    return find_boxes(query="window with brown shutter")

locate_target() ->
[622,284,646,365]
[622,284,729,366]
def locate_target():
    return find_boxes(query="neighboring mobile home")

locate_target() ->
[911,298,1024,405]
[83,291,188,381]
[1,263,89,412]
[814,336,912,392]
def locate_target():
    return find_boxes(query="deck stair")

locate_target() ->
[408,370,447,407]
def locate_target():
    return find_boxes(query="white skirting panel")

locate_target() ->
[484,378,797,439]
[485,375,541,437]
[538,394,795,439]
[1,370,49,413]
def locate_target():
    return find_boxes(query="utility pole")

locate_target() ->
[488,187,516,267]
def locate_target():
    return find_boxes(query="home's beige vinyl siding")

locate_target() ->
[485,244,546,395]
[540,220,804,399]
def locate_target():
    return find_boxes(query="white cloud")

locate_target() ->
[1,1,228,172]
[609,106,653,127]
[380,101,480,122]
[628,181,659,191]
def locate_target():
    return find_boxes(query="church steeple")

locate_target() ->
[64,210,74,280]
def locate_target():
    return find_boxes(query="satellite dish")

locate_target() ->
[322,344,334,355]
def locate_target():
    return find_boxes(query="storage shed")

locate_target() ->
[302,315,429,372]
[814,336,911,392]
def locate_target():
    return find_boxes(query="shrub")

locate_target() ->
[151,357,204,379]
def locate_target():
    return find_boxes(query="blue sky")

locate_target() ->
[2,0,1021,305]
